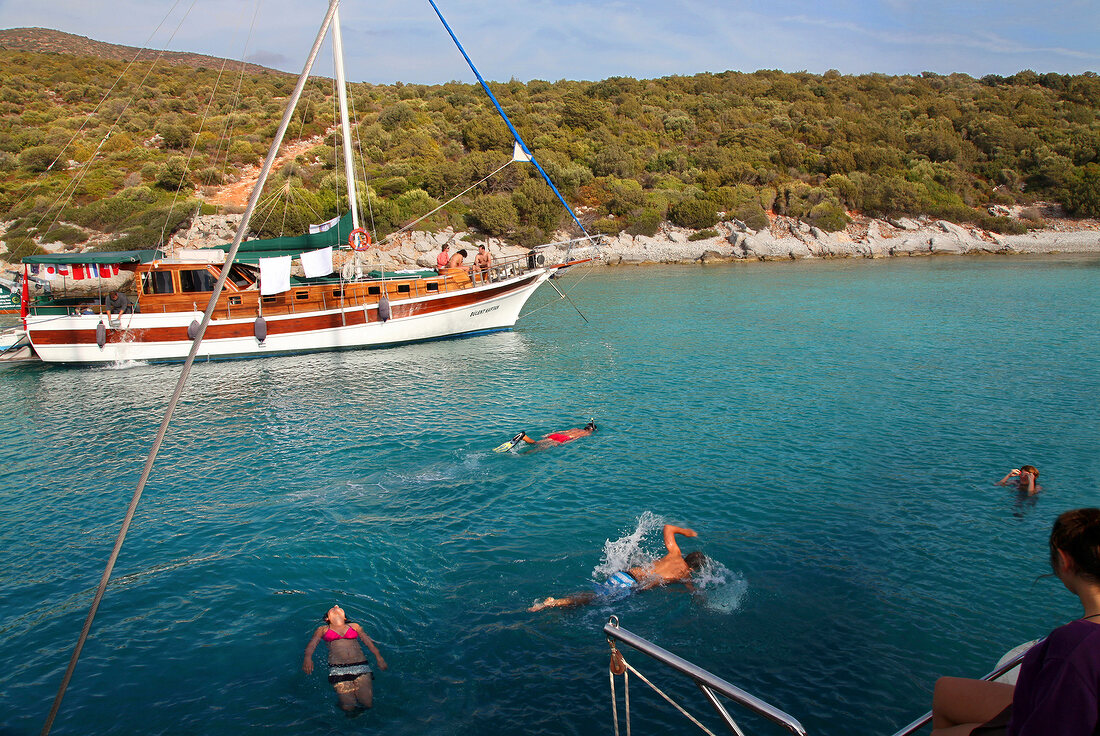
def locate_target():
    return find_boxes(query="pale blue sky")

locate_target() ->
[0,0,1096,83]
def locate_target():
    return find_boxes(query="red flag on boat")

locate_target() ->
[19,264,29,325]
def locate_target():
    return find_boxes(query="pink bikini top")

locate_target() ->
[322,626,358,642]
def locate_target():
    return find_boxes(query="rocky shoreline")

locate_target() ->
[165,211,1100,271]
[6,212,1100,287]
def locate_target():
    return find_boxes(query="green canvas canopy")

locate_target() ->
[211,211,356,258]
[23,249,165,265]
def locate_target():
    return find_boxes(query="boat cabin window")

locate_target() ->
[295,291,308,301]
[396,284,410,294]
[142,270,175,295]
[367,286,381,296]
[180,268,217,292]
[426,283,439,292]
[228,264,255,289]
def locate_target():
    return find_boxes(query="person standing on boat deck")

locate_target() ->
[530,524,705,611]
[302,605,388,711]
[105,290,130,320]
[996,466,1040,495]
[474,244,492,280]
[930,508,1100,736]
[436,242,450,271]
[517,420,597,450]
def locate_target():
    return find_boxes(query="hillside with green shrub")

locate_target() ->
[1,37,1098,261]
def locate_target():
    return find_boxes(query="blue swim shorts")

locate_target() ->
[594,570,638,598]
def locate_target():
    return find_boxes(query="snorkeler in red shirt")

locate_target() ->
[517,420,596,449]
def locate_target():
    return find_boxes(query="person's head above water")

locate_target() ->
[1021,464,1039,478]
[684,550,706,571]
[323,605,347,624]
[1049,508,1100,581]
[584,419,597,432]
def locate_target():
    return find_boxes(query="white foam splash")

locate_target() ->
[591,511,667,579]
[104,359,148,370]
[693,558,748,614]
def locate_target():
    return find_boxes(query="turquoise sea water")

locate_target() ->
[2,255,1099,735]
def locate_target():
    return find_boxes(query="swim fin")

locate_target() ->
[493,432,526,453]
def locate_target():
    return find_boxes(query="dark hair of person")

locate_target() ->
[457,249,468,257]
[1021,464,1039,478]
[1049,508,1100,581]
[684,550,706,571]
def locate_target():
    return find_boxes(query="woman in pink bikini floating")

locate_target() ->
[302,605,388,711]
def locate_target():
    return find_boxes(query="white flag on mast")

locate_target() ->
[511,141,532,163]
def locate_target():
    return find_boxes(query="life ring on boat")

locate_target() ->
[349,228,372,251]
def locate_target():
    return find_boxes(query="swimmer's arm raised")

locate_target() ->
[302,626,325,674]
[996,469,1021,486]
[351,624,388,670]
[662,524,697,556]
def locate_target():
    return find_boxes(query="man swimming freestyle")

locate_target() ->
[529,524,704,611]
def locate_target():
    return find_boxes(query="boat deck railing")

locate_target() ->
[606,619,1034,736]
[887,643,1033,736]
[26,251,551,318]
[604,618,808,735]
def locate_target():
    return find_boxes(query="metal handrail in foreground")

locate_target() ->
[887,641,1036,736]
[604,618,808,736]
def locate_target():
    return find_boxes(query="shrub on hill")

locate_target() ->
[467,194,517,237]
[669,197,718,229]
[18,144,61,172]
[1065,164,1100,217]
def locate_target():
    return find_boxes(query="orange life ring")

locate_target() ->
[349,228,372,251]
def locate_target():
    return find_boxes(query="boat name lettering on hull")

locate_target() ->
[469,305,500,317]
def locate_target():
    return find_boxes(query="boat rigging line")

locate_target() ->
[31,0,200,244]
[425,0,591,254]
[40,2,344,732]
[545,278,588,323]
[5,0,188,222]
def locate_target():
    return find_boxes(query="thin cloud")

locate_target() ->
[783,13,1100,61]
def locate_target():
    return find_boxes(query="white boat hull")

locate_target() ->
[26,269,551,364]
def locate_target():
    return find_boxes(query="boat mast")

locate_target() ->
[39,4,344,732]
[331,6,361,231]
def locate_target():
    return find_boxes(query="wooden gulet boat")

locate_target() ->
[19,0,594,366]
[24,254,563,364]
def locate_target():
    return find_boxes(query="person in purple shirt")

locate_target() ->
[931,508,1100,735]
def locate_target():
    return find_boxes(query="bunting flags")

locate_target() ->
[40,264,69,280]
[71,264,98,280]
[67,264,120,280]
